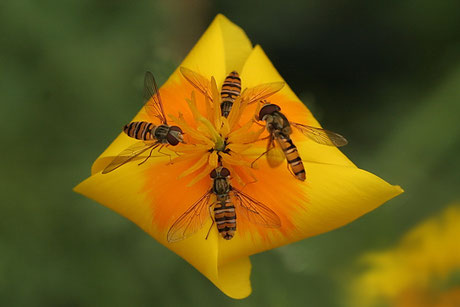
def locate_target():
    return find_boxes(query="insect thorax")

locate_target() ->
[153,124,170,143]
[266,112,291,137]
[213,178,230,196]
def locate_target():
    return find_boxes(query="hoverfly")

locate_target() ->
[255,102,348,181]
[180,67,284,118]
[102,72,184,174]
[167,166,281,242]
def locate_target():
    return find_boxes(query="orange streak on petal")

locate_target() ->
[228,118,253,140]
[210,77,222,125]
[221,153,252,168]
[185,91,200,119]
[227,143,251,153]
[187,164,215,187]
[179,153,210,178]
[173,144,210,153]
[143,159,212,237]
[225,164,246,187]
[205,96,213,123]
[217,161,303,265]
[219,117,231,138]
[227,96,243,129]
[170,150,208,164]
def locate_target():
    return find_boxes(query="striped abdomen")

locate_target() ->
[123,121,155,141]
[214,195,236,240]
[220,71,241,117]
[277,136,306,181]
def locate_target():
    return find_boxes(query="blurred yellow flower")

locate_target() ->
[74,14,403,298]
[350,204,460,307]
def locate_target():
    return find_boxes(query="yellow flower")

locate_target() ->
[74,14,403,299]
[350,204,460,307]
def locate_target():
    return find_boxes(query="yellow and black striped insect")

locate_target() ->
[255,103,348,181]
[220,71,241,117]
[102,72,184,174]
[167,167,281,242]
[180,67,284,118]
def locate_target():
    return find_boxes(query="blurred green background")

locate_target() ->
[1,0,459,306]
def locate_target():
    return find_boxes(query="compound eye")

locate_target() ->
[258,104,280,120]
[220,167,230,177]
[170,126,183,134]
[166,133,180,146]
[210,169,217,179]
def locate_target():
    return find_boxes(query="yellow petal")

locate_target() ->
[226,143,251,153]
[211,76,223,126]
[215,256,252,299]
[220,152,252,168]
[216,160,403,267]
[178,152,209,178]
[169,113,213,145]
[227,96,243,129]
[208,151,219,169]
[172,14,253,88]
[170,149,207,164]
[186,163,215,188]
[74,156,252,299]
[349,204,460,307]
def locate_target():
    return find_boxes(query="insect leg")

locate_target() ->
[241,177,258,191]
[138,144,158,166]
[238,173,259,192]
[157,145,175,163]
[243,135,270,146]
[255,135,272,143]
[205,220,215,240]
[252,120,265,127]
[205,202,216,240]
[250,137,274,168]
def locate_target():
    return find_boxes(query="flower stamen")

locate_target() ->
[171,81,263,187]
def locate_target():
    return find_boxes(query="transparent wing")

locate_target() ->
[102,141,159,174]
[233,188,281,228]
[267,136,285,167]
[144,71,167,124]
[290,122,348,147]
[180,67,213,102]
[167,191,213,243]
[241,82,285,105]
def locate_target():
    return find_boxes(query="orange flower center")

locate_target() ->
[168,76,264,188]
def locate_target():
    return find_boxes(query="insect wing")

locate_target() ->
[291,123,348,147]
[267,136,285,167]
[241,82,285,105]
[233,188,281,228]
[167,191,213,243]
[180,67,213,102]
[102,141,159,174]
[144,71,167,124]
